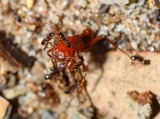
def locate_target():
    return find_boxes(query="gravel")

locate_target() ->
[0,0,160,119]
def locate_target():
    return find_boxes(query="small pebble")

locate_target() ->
[0,96,10,119]
[42,110,55,119]
[26,0,34,9]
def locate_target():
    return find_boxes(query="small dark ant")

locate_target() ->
[14,14,22,23]
[131,55,150,65]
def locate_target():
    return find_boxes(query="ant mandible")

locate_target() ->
[42,25,150,81]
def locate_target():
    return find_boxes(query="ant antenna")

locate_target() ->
[101,35,131,58]
[101,35,150,65]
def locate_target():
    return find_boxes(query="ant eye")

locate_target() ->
[59,32,64,38]
[131,56,137,60]
[66,43,71,48]
[49,32,55,36]
[41,39,46,45]
[45,74,51,80]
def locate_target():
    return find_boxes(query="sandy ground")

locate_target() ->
[87,51,160,119]
[0,0,160,119]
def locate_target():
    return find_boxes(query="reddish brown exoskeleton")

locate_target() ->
[41,25,150,93]
[14,14,150,93]
[42,27,127,69]
[13,13,150,118]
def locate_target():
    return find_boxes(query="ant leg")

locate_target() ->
[81,63,87,72]
[68,55,86,72]
[62,70,70,87]
[45,59,69,80]
[45,54,58,80]
[14,14,43,27]
[64,84,77,94]
[77,71,87,93]
[89,35,150,64]
[47,53,57,66]
[78,77,86,93]
[44,41,54,50]
[77,54,87,72]
[68,58,76,71]
[89,35,131,59]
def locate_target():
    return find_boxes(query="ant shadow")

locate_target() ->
[150,93,160,119]
[89,38,111,91]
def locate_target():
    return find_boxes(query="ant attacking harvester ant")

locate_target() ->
[41,25,150,93]
[13,14,150,93]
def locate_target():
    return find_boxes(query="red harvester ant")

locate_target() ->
[41,25,150,93]
[14,13,150,93]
